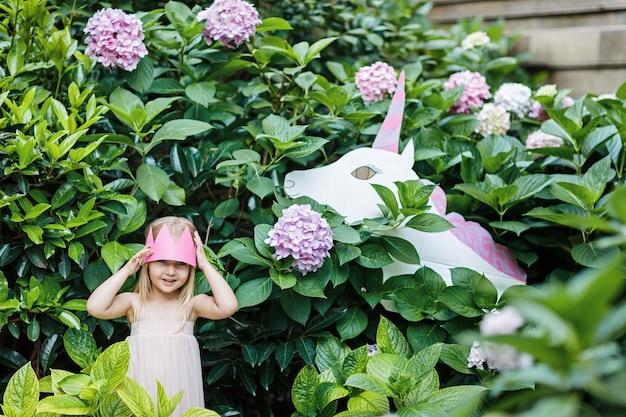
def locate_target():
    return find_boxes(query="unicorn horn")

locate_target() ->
[372,70,406,153]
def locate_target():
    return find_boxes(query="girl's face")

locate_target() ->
[147,260,191,295]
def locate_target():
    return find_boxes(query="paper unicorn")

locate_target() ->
[284,71,526,296]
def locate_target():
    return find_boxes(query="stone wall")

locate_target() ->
[428,0,626,94]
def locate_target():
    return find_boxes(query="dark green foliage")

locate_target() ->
[2,0,626,416]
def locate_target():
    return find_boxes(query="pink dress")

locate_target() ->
[126,319,204,416]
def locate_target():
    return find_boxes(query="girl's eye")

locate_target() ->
[176,262,187,267]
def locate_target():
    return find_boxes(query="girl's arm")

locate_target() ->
[192,231,238,320]
[86,246,152,320]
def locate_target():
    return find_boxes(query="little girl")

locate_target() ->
[87,216,238,416]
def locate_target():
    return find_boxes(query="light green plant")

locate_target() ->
[0,331,220,417]
[291,316,487,417]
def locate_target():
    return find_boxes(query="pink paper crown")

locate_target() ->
[143,224,197,267]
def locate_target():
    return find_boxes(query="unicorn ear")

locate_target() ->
[372,70,406,153]
[401,139,414,167]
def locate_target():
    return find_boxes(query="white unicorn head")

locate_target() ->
[284,71,526,297]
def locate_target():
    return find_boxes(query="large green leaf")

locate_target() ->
[3,362,39,417]
[149,119,214,151]
[291,365,320,415]
[376,316,411,357]
[64,328,100,369]
[280,290,311,324]
[90,341,130,394]
[336,307,368,340]
[235,278,273,308]
[36,395,90,415]
[381,235,420,264]
[136,163,170,202]
[101,241,136,274]
[116,377,155,417]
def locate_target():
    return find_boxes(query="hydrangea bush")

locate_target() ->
[1,0,626,415]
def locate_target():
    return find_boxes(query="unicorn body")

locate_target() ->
[284,71,526,297]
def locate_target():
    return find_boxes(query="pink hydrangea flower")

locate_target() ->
[475,103,511,137]
[479,307,524,336]
[444,70,491,114]
[84,8,148,72]
[197,0,261,49]
[355,62,397,104]
[265,204,334,275]
[493,83,532,118]
[528,100,549,121]
[526,131,565,158]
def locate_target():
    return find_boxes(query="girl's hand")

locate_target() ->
[122,246,153,276]
[194,231,212,271]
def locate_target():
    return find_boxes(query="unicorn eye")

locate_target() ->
[351,165,382,180]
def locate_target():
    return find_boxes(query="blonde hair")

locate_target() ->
[134,216,197,322]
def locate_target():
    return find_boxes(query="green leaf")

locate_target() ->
[337,307,368,340]
[185,81,216,107]
[157,380,183,417]
[377,316,411,357]
[150,119,214,149]
[126,57,154,94]
[3,362,39,417]
[296,338,317,365]
[345,373,395,397]
[91,341,131,393]
[293,276,327,298]
[453,183,498,210]
[315,382,349,410]
[275,342,295,371]
[381,235,420,264]
[356,244,393,269]
[180,408,221,417]
[315,337,349,374]
[404,213,452,233]
[219,238,271,266]
[423,385,487,411]
[571,241,621,268]
[342,390,390,415]
[117,377,156,417]
[246,176,275,199]
[371,184,399,219]
[280,290,311,325]
[256,17,293,32]
[101,241,136,274]
[37,395,90,415]
[136,163,170,202]
[21,225,44,244]
[439,286,482,317]
[291,365,319,415]
[335,243,361,266]
[235,278,273,308]
[64,328,99,369]
[331,224,362,244]
[270,268,297,290]
[550,182,598,210]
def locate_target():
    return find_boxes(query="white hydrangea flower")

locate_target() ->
[479,306,524,336]
[494,83,532,118]
[475,103,511,137]
[535,84,558,97]
[462,31,490,49]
